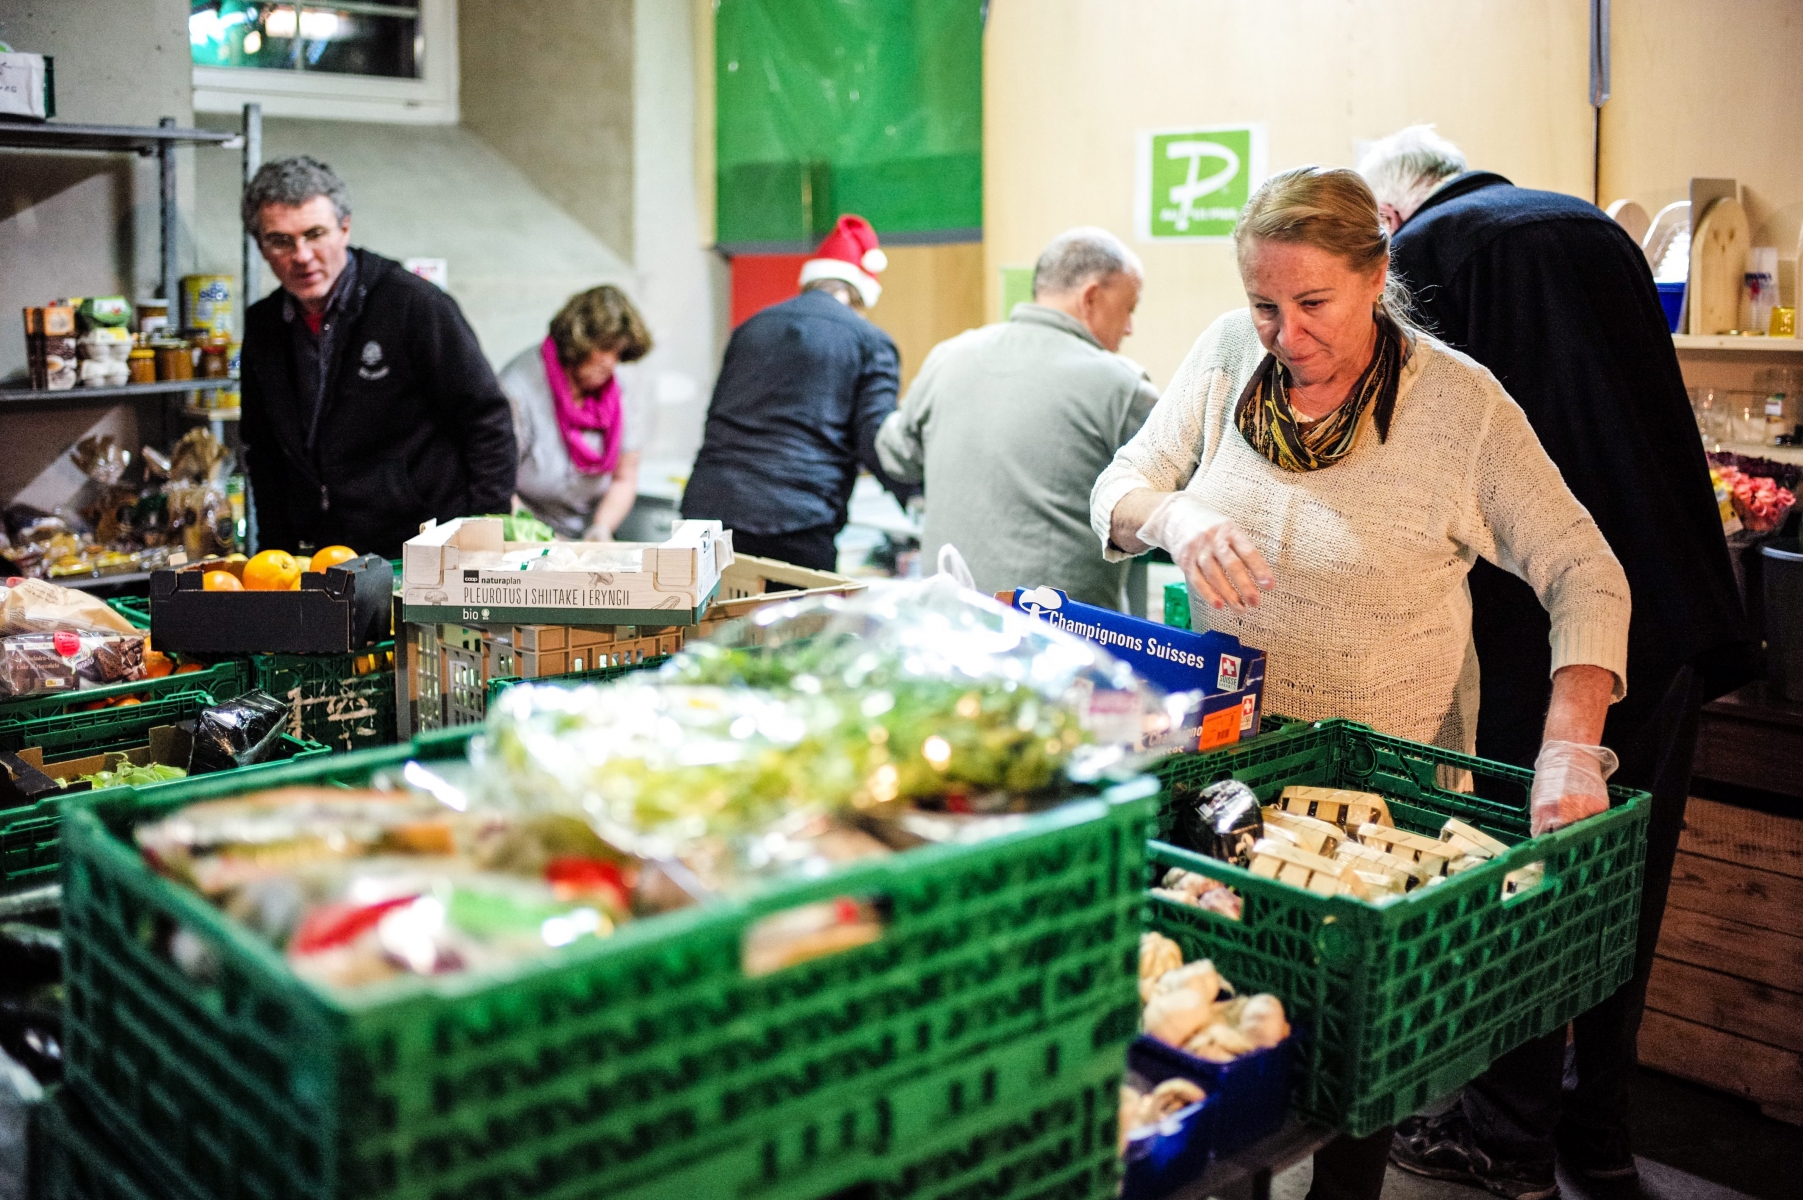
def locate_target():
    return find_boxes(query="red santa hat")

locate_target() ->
[798,214,887,307]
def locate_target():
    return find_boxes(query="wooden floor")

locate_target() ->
[1638,684,1803,1126]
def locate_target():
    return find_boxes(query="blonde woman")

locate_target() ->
[1090,167,1631,1200]
[498,285,652,540]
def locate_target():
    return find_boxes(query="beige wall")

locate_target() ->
[1603,0,1803,300]
[866,242,987,391]
[460,0,635,260]
[984,0,1596,389]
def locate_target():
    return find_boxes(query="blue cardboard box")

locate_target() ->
[1006,587,1265,750]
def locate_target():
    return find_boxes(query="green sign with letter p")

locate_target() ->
[1137,124,1268,241]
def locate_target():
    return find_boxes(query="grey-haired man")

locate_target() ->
[239,155,515,558]
[876,227,1157,608]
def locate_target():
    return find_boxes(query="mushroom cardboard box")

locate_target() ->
[1006,586,1265,752]
[401,517,732,626]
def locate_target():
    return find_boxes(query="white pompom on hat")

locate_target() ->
[799,214,886,307]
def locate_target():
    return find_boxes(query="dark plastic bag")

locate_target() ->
[187,689,289,775]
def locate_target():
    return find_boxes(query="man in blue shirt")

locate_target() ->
[681,215,913,570]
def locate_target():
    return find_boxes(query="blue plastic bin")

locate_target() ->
[1120,1032,1297,1200]
[1657,281,1686,333]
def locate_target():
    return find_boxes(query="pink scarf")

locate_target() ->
[542,336,622,476]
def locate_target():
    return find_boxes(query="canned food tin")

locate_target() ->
[180,275,234,338]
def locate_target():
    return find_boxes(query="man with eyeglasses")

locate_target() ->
[238,156,515,559]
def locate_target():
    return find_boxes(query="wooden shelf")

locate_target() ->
[1674,335,1803,353]
[0,120,236,154]
[0,378,235,409]
[181,405,241,421]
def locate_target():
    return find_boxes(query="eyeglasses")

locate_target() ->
[258,226,340,256]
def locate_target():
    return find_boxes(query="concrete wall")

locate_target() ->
[0,0,195,502]
[460,0,635,261]
[186,1,720,475]
[983,0,1595,390]
[631,0,726,483]
[191,116,637,375]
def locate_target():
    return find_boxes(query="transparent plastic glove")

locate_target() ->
[1137,493,1273,612]
[1530,740,1619,836]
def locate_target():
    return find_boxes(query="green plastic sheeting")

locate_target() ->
[715,0,982,248]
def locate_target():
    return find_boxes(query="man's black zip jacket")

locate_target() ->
[239,247,517,559]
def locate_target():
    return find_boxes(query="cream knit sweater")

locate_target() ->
[1090,310,1630,752]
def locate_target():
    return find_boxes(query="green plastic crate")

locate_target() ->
[482,653,672,708]
[31,1087,166,1200]
[0,683,219,760]
[546,1004,1124,1200]
[252,644,396,753]
[1,681,329,895]
[60,728,1157,1200]
[0,659,246,731]
[1147,718,1650,1137]
[105,596,151,631]
[1162,580,1191,630]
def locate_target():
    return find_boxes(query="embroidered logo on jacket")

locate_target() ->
[358,340,389,380]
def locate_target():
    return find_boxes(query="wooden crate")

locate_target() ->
[1638,796,1803,1125]
[694,553,867,637]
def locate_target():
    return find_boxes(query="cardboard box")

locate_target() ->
[150,555,392,654]
[1006,586,1266,752]
[401,518,730,625]
[17,724,194,787]
[0,53,54,121]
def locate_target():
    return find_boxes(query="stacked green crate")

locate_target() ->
[1146,718,1650,1136]
[483,653,673,709]
[60,728,1156,1200]
[251,645,396,753]
[0,679,328,895]
[113,581,399,753]
[32,1087,163,1200]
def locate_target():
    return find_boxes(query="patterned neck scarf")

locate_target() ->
[1234,313,1405,472]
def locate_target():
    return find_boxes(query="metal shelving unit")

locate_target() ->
[6,109,264,577]
[0,120,234,151]
[0,378,235,409]
[1,114,254,311]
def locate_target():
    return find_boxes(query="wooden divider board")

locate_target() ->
[1639,797,1803,1124]
[1688,197,1751,335]
[1606,199,1651,248]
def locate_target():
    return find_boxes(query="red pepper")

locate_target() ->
[545,856,630,910]
[290,894,419,955]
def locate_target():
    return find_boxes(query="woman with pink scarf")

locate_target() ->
[497,285,652,540]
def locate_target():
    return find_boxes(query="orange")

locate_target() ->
[116,697,141,706]
[203,569,243,592]
[311,545,358,571]
[173,663,203,675]
[293,554,313,574]
[242,549,300,591]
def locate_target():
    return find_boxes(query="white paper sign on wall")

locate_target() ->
[405,258,449,289]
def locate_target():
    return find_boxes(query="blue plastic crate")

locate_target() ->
[1120,1033,1296,1200]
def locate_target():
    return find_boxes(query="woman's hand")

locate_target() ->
[1530,664,1619,835]
[1137,492,1274,612]
[585,451,641,543]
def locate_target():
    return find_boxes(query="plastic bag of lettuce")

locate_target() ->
[474,578,1181,890]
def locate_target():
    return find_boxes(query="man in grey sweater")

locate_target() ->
[876,228,1158,608]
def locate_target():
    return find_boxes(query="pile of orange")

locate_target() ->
[202,545,358,592]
